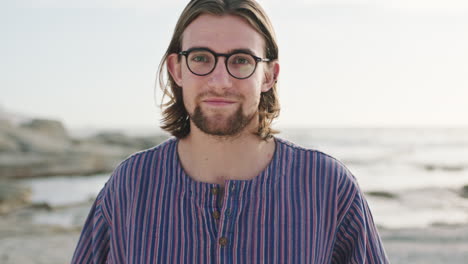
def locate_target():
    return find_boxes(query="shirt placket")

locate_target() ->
[213,181,240,264]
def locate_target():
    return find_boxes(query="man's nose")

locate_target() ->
[207,58,233,90]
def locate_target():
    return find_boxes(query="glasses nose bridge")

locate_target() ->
[214,52,230,65]
[211,52,231,74]
[208,52,233,88]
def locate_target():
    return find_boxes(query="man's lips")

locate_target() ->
[202,98,236,106]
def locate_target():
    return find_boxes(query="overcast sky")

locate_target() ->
[1,0,467,131]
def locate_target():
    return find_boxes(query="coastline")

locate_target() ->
[1,119,468,263]
[1,203,467,264]
[381,225,468,264]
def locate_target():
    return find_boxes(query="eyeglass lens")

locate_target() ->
[186,50,257,79]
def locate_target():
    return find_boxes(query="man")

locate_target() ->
[72,0,389,263]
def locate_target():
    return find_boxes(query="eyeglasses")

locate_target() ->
[179,48,270,79]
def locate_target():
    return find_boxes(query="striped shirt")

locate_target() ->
[72,137,389,263]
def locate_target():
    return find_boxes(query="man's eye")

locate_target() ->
[191,55,209,62]
[232,56,251,65]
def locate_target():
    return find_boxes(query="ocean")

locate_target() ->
[23,127,468,229]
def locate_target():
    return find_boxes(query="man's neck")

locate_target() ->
[177,125,275,186]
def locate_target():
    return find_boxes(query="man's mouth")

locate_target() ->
[202,98,236,106]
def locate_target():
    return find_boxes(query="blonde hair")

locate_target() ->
[158,0,280,139]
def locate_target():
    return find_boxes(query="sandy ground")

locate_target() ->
[380,226,468,264]
[1,205,467,264]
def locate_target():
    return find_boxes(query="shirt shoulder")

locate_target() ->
[103,137,178,194]
[275,137,355,178]
[275,136,368,218]
[275,137,362,199]
[118,137,177,168]
[275,136,342,160]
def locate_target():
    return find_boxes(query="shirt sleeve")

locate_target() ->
[71,185,111,264]
[331,171,390,264]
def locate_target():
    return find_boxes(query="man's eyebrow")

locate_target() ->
[227,48,257,55]
[187,46,259,56]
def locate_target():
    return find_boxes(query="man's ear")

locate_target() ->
[261,61,280,92]
[167,53,183,87]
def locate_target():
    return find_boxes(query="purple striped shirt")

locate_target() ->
[72,137,389,263]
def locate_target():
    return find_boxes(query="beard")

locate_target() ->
[189,102,256,137]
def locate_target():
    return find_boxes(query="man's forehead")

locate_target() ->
[181,14,265,55]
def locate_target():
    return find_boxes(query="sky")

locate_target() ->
[1,0,467,132]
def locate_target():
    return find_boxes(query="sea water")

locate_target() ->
[281,127,468,228]
[24,127,468,229]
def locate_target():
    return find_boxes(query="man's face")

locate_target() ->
[171,14,274,137]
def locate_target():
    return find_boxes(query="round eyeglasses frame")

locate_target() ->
[178,48,270,80]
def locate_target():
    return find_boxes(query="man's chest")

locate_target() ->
[118,188,338,264]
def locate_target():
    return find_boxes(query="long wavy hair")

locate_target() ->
[157,0,280,140]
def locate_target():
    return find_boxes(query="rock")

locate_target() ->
[0,152,121,178]
[423,164,465,172]
[86,132,167,150]
[366,191,397,199]
[0,118,72,154]
[0,118,14,131]
[0,133,20,152]
[0,112,168,178]
[91,132,138,148]
[0,181,31,214]
[460,185,468,198]
[0,119,20,152]
[20,119,69,140]
[7,129,71,153]
[28,202,53,211]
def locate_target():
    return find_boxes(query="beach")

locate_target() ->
[1,122,467,263]
[0,202,467,263]
[382,225,468,264]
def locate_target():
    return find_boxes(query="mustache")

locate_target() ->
[195,91,243,101]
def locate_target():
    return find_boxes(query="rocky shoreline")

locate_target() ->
[0,116,168,263]
[1,200,467,264]
[0,116,168,214]
[1,180,467,264]
[1,116,468,263]
[0,118,168,179]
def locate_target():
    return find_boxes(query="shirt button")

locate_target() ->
[219,237,228,246]
[225,210,231,217]
[211,187,219,195]
[230,184,236,193]
[212,210,220,220]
